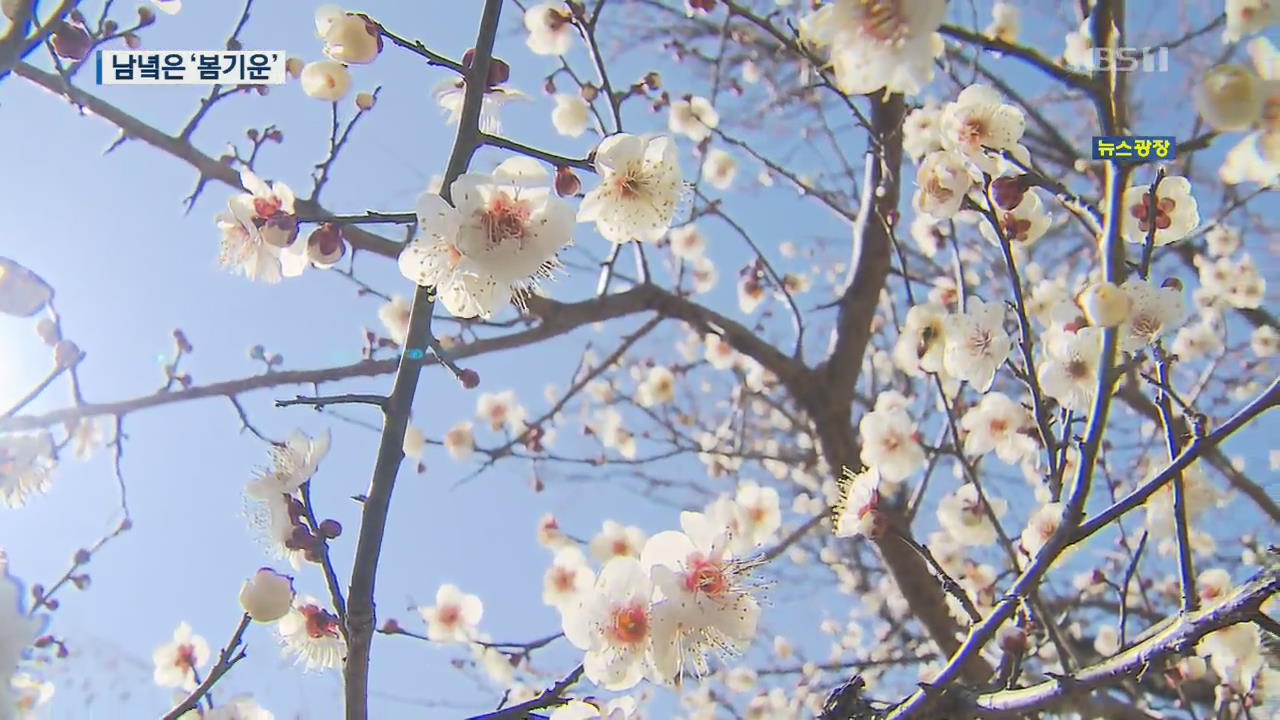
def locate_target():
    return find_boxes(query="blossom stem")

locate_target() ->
[478,132,593,172]
[464,664,585,720]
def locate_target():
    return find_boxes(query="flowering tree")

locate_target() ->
[1,0,1278,718]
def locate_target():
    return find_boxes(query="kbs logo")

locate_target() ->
[1091,46,1170,72]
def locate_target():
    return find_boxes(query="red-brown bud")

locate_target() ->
[989,175,1029,211]
[51,22,92,60]
[307,223,346,268]
[554,166,582,197]
[459,368,480,389]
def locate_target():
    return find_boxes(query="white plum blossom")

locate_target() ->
[1062,18,1096,70]
[636,365,677,407]
[0,432,55,508]
[244,429,331,569]
[893,302,947,376]
[9,673,54,718]
[300,60,351,101]
[399,159,574,319]
[1172,320,1225,362]
[737,275,765,314]
[579,134,685,243]
[799,0,947,96]
[202,696,274,720]
[1224,0,1280,43]
[642,511,762,682]
[216,170,307,284]
[984,1,1019,43]
[544,546,596,609]
[239,568,295,623]
[959,392,1037,465]
[833,466,884,539]
[692,256,718,294]
[1117,279,1185,352]
[903,102,942,162]
[1196,253,1266,310]
[420,584,484,642]
[1038,326,1104,413]
[1205,224,1243,256]
[278,598,345,671]
[552,94,591,137]
[589,520,647,563]
[913,150,973,219]
[734,481,781,547]
[937,483,1009,547]
[704,333,738,370]
[668,96,720,142]
[444,422,476,461]
[377,295,410,345]
[702,148,737,190]
[858,405,925,482]
[979,190,1051,249]
[152,622,210,690]
[1020,502,1065,558]
[1252,325,1279,357]
[1120,176,1200,246]
[943,298,1012,392]
[525,1,575,56]
[939,84,1030,175]
[434,78,531,134]
[561,557,656,691]
[1195,64,1265,132]
[668,225,706,260]
[314,5,382,64]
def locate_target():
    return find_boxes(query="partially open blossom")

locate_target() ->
[278,598,344,671]
[937,483,1008,547]
[434,78,530,134]
[420,584,484,643]
[668,225,706,260]
[939,84,1030,175]
[1020,502,1064,558]
[642,511,762,682]
[444,421,475,461]
[50,21,92,60]
[636,365,676,407]
[799,0,947,96]
[903,102,943,162]
[984,1,1019,44]
[239,568,296,622]
[579,134,684,243]
[561,557,655,690]
[475,390,526,432]
[734,481,781,547]
[1121,176,1200,246]
[833,466,884,539]
[525,1,575,56]
[552,94,590,137]
[300,60,352,101]
[315,6,382,64]
[152,622,210,690]
[399,159,574,319]
[702,148,737,190]
[913,150,972,220]
[943,298,1011,392]
[544,546,595,609]
[980,189,1050,249]
[893,302,947,376]
[1038,326,1104,413]
[1195,65,1264,132]
[668,96,720,142]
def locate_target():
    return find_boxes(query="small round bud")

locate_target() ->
[487,58,510,87]
[53,339,81,368]
[300,60,352,102]
[382,618,402,633]
[997,626,1027,654]
[73,549,91,565]
[35,318,59,346]
[136,6,155,25]
[554,166,581,197]
[246,128,259,142]
[307,223,346,268]
[102,19,118,35]
[285,57,305,79]
[643,72,662,90]
[123,32,141,50]
[239,568,295,622]
[172,329,193,353]
[265,128,283,143]
[320,13,383,64]
[51,22,92,61]
[580,83,599,101]
[355,91,376,111]
[1079,281,1131,328]
[318,519,342,539]
[543,76,557,94]
[248,344,265,360]
[259,211,299,248]
[459,368,480,389]
[461,48,475,67]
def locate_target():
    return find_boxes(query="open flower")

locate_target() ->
[1224,0,1280,43]
[668,96,720,142]
[152,622,210,690]
[939,84,1030,175]
[985,1,1019,43]
[1020,502,1064,558]
[552,94,591,137]
[959,392,1037,465]
[420,584,484,643]
[1121,176,1200,246]
[589,520,647,563]
[734,481,781,548]
[216,170,307,283]
[525,1,575,56]
[913,150,973,219]
[833,466,885,539]
[636,366,677,407]
[561,557,655,691]
[544,546,596,610]
[476,390,527,432]
[858,406,925,482]
[444,422,476,461]
[244,429,331,569]
[937,483,1009,547]
[893,302,948,376]
[943,298,1011,392]
[642,511,762,683]
[579,134,684,243]
[799,0,947,96]
[979,190,1051,248]
[1117,279,1185,352]
[702,149,737,190]
[278,598,345,671]
[1038,326,1104,413]
[0,431,55,508]
[434,78,530,134]
[903,102,943,162]
[399,159,575,319]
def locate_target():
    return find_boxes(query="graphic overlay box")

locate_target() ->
[97,50,286,85]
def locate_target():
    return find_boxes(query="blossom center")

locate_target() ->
[1128,193,1175,233]
[611,539,631,556]
[436,604,461,628]
[1065,358,1090,379]
[606,603,649,646]
[479,193,533,248]
[968,328,994,356]
[253,196,282,218]
[174,644,197,670]
[301,605,340,639]
[684,554,729,598]
[857,0,909,42]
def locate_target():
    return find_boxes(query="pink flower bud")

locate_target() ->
[554,166,582,197]
[307,223,346,268]
[459,368,480,389]
[51,22,92,61]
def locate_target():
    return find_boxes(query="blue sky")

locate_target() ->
[1,1,1277,719]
